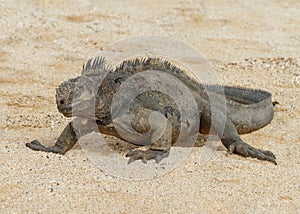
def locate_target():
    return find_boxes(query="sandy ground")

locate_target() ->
[1,0,299,213]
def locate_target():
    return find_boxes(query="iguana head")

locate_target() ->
[55,78,77,117]
[56,73,115,121]
[55,75,96,118]
[55,57,115,121]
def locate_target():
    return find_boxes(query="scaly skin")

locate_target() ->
[26,56,277,164]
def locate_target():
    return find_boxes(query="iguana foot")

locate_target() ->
[26,140,64,154]
[228,141,277,165]
[126,148,169,164]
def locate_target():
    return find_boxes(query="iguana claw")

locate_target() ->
[126,149,169,164]
[229,141,277,165]
[26,140,47,151]
[26,140,64,154]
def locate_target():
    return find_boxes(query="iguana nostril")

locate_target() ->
[60,100,65,105]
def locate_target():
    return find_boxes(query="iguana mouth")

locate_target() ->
[57,103,71,111]
[58,100,81,111]
[57,102,77,117]
[57,107,72,117]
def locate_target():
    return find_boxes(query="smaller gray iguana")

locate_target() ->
[26,57,277,164]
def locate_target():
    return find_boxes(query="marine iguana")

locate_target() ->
[26,56,277,164]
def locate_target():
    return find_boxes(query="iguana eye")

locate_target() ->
[114,77,123,84]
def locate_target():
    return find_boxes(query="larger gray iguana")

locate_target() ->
[26,56,277,164]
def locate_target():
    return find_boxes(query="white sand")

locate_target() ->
[1,0,299,213]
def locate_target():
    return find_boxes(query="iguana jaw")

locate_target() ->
[57,99,96,118]
[57,101,80,117]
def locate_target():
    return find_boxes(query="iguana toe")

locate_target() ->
[126,149,169,164]
[26,140,47,151]
[26,140,65,154]
[229,142,277,165]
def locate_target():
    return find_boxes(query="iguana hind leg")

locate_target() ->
[200,104,277,165]
[228,142,276,164]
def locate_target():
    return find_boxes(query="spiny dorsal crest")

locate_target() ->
[115,57,272,101]
[82,56,112,75]
[115,57,203,90]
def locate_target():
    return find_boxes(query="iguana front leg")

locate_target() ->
[114,107,172,163]
[200,104,277,165]
[125,119,172,164]
[26,118,97,154]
